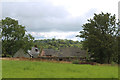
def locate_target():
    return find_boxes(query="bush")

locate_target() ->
[72,60,80,64]
[111,61,117,66]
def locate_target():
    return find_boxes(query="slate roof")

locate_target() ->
[42,47,86,57]
[59,47,86,57]
[13,48,30,58]
[43,49,59,57]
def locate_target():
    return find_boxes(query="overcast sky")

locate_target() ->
[1,0,120,41]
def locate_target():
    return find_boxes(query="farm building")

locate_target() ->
[13,47,86,60]
[13,46,40,58]
[58,47,86,57]
[28,46,40,58]
[13,48,30,58]
[40,47,86,57]
[40,49,59,57]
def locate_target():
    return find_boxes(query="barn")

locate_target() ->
[13,48,30,58]
[41,49,59,57]
[40,47,86,57]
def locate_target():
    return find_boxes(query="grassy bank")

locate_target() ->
[2,60,118,78]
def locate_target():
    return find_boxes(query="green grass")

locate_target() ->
[2,60,118,78]
[0,60,2,79]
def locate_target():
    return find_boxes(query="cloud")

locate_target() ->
[28,31,82,41]
[2,1,100,41]
[2,1,98,32]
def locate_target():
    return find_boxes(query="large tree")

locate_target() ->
[118,21,120,64]
[77,12,119,63]
[2,17,34,57]
[0,20,2,57]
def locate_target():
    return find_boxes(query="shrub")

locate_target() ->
[72,60,80,64]
[111,61,117,66]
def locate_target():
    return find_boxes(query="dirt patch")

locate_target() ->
[0,57,72,64]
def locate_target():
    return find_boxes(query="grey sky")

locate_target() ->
[2,2,98,32]
[2,0,119,41]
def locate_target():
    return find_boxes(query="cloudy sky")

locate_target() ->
[1,0,120,41]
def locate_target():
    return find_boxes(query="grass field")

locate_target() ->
[0,60,2,79]
[2,60,118,78]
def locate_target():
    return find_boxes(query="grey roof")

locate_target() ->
[59,47,86,57]
[43,47,86,57]
[43,49,59,57]
[13,48,30,58]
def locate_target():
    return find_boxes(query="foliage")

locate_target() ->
[2,17,34,57]
[72,60,80,64]
[0,20,2,39]
[0,20,1,79]
[34,38,82,50]
[2,60,118,78]
[77,12,119,64]
[111,61,117,66]
[118,30,120,64]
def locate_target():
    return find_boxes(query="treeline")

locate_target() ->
[34,38,82,50]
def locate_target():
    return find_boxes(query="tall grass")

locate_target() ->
[2,60,118,78]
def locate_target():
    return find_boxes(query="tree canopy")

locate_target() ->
[2,17,34,57]
[34,38,82,50]
[77,12,119,63]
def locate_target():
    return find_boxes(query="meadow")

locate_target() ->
[2,60,118,78]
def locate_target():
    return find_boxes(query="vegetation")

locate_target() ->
[118,35,120,64]
[77,12,119,64]
[72,60,80,64]
[2,17,34,57]
[2,60,118,78]
[34,38,82,50]
[1,12,119,78]
[1,12,119,65]
[0,20,2,39]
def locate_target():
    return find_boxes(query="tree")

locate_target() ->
[118,21,120,64]
[0,20,2,57]
[77,12,119,63]
[34,39,81,50]
[2,17,34,57]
